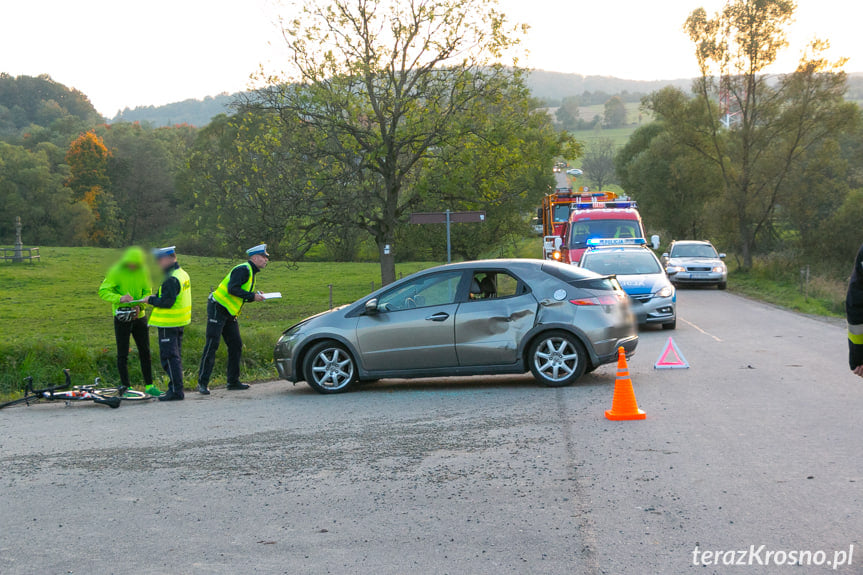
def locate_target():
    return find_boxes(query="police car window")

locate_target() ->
[377,271,463,311]
[581,251,662,275]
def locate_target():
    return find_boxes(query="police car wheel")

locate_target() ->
[528,331,587,387]
[304,341,357,394]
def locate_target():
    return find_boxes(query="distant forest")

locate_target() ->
[108,70,863,127]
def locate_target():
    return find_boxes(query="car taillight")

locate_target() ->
[569,294,621,306]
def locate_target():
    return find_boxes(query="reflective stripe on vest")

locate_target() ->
[850,323,863,345]
[212,262,254,316]
[149,267,192,327]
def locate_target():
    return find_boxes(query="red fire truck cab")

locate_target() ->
[548,202,656,265]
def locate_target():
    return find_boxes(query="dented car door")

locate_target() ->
[454,293,537,366]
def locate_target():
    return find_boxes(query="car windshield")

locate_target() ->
[569,219,643,248]
[581,250,662,276]
[671,244,718,258]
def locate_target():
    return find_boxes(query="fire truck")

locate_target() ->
[540,187,638,260]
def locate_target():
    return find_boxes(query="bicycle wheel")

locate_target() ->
[97,388,151,401]
[0,395,44,409]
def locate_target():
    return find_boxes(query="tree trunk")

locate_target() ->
[739,222,754,271]
[377,235,396,286]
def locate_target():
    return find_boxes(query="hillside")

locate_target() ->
[108,71,697,127]
[112,92,236,127]
[0,74,102,139]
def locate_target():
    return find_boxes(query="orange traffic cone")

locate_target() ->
[605,346,646,421]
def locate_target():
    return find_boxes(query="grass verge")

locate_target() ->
[0,247,433,398]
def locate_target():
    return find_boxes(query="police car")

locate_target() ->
[578,239,677,330]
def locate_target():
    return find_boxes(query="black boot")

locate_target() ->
[226,382,250,390]
[197,384,210,395]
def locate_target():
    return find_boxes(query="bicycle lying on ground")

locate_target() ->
[0,370,154,410]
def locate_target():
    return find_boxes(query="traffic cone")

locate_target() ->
[605,346,646,421]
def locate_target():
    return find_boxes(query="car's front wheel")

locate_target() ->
[303,341,357,394]
[528,331,587,387]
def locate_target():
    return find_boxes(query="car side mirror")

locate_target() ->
[554,237,562,249]
[651,235,660,250]
[661,252,669,259]
[719,253,726,259]
[364,298,379,314]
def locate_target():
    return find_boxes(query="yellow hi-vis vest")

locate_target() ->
[212,262,255,317]
[149,267,192,327]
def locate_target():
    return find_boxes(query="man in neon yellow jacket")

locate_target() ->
[147,246,192,401]
[196,244,269,394]
[98,247,153,390]
[847,242,863,378]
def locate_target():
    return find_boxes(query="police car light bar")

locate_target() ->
[586,238,647,247]
[573,201,638,210]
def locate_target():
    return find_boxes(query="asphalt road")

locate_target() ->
[1,289,861,575]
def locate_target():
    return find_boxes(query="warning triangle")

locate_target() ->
[654,337,689,369]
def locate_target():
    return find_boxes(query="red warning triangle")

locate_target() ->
[654,337,689,369]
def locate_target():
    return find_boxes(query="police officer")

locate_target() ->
[847,242,863,378]
[196,244,269,394]
[148,246,192,401]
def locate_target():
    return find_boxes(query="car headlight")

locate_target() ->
[713,265,726,273]
[656,285,674,298]
[667,265,684,274]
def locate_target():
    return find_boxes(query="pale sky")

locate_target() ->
[2,0,862,116]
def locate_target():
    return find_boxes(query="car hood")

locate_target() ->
[615,273,670,296]
[667,257,722,267]
[282,304,350,334]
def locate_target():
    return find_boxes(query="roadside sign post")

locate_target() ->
[410,210,486,264]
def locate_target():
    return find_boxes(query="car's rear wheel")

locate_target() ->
[303,341,357,394]
[528,331,587,387]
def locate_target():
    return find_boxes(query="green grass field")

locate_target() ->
[1,244,846,399]
[0,247,433,396]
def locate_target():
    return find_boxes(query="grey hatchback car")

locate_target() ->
[274,259,638,394]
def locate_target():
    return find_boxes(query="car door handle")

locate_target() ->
[425,312,450,322]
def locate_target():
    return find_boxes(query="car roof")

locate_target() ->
[569,209,642,222]
[584,245,653,253]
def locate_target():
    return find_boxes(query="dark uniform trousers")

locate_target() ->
[158,326,184,397]
[114,316,153,388]
[197,296,242,387]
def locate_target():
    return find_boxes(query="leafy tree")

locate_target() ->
[555,96,581,132]
[411,88,577,260]
[65,130,119,246]
[101,123,178,243]
[0,142,92,245]
[681,0,858,268]
[248,0,526,285]
[580,137,618,191]
[180,112,329,258]
[603,96,627,128]
[616,103,721,241]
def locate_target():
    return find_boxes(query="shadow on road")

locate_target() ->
[280,371,613,396]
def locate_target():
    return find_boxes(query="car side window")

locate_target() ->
[467,272,523,301]
[377,271,463,312]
